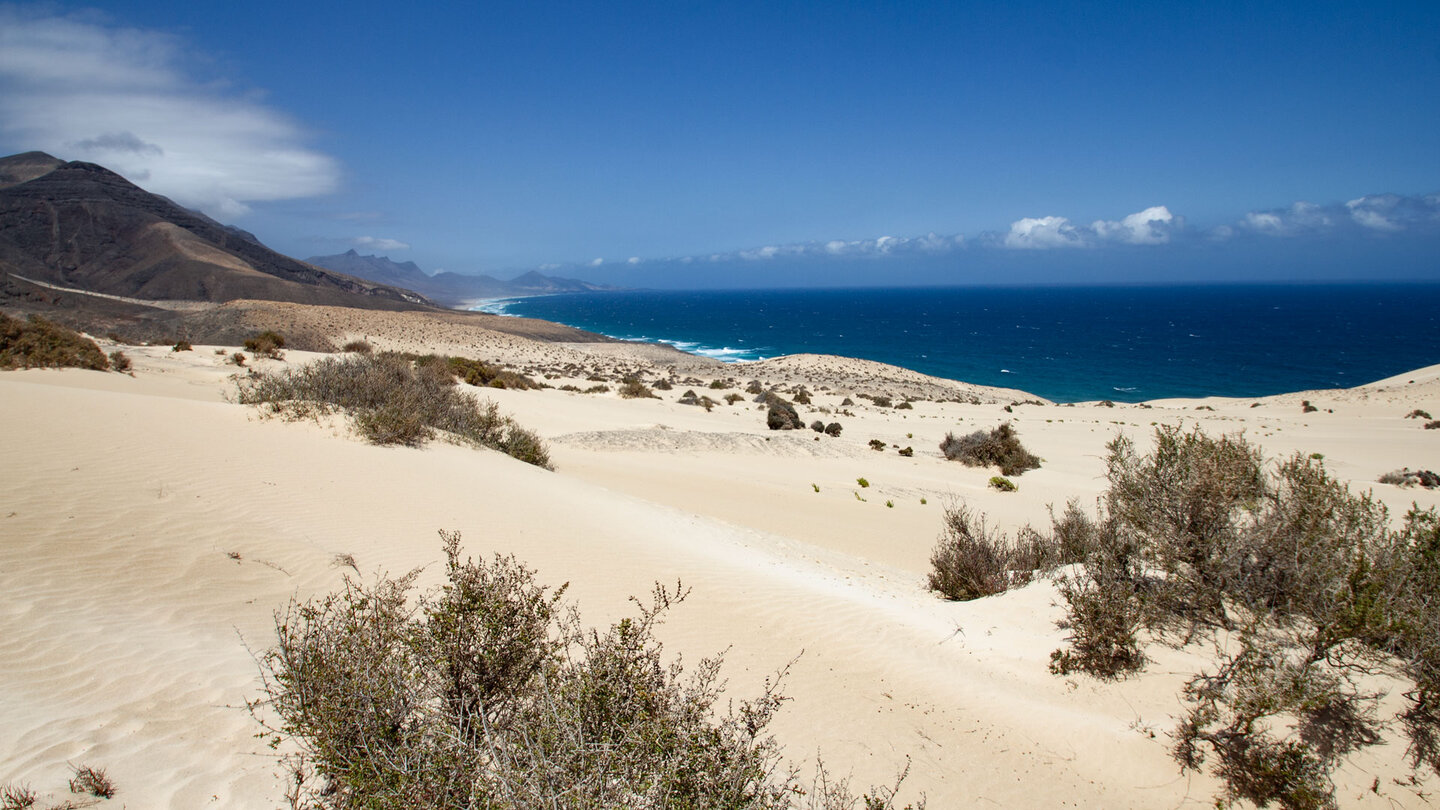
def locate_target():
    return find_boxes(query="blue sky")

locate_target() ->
[1,1,1437,287]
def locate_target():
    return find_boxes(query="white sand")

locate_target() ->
[2,336,1438,807]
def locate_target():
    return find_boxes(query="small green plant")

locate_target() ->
[868,439,886,451]
[856,477,870,488]
[920,497,927,505]
[898,447,914,457]
[68,765,115,799]
[812,483,820,493]
[854,491,866,502]
[885,500,894,508]
[988,476,1016,492]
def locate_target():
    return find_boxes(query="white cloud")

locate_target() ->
[589,258,604,266]
[1004,216,1085,249]
[351,236,410,252]
[626,256,640,264]
[1092,205,1176,245]
[0,7,339,219]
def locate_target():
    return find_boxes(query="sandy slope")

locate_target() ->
[2,337,1438,808]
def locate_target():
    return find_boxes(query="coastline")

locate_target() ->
[1,309,1438,807]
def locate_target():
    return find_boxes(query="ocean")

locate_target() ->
[478,284,1440,403]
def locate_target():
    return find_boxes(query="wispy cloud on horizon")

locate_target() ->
[350,236,411,252]
[579,194,1438,274]
[0,6,340,218]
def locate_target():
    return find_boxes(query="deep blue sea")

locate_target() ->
[479,284,1440,403]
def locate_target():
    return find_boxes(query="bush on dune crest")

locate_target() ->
[939,423,1040,476]
[254,531,923,810]
[1040,425,1440,809]
[0,312,110,371]
[236,352,552,468]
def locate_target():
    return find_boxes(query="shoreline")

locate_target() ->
[2,308,1438,807]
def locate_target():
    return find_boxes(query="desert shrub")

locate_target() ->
[764,392,803,430]
[1380,469,1440,488]
[1302,400,1318,413]
[446,356,541,390]
[745,380,764,395]
[939,423,1040,476]
[707,379,726,389]
[108,349,131,372]
[342,339,373,354]
[895,401,913,410]
[654,377,673,390]
[856,477,870,488]
[825,422,843,437]
[236,352,551,468]
[927,505,1051,601]
[988,475,1015,492]
[172,340,193,352]
[618,377,656,399]
[898,446,913,457]
[244,330,287,359]
[840,397,854,406]
[793,388,812,405]
[868,439,885,451]
[811,420,825,433]
[1050,425,1440,806]
[1406,409,1432,419]
[1427,421,1440,430]
[870,394,893,408]
[0,783,36,810]
[230,351,247,366]
[0,313,109,371]
[68,765,115,799]
[255,532,921,810]
[725,392,745,405]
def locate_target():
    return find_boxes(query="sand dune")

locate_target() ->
[2,331,1438,807]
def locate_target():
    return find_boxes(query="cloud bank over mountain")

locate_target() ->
[0,7,340,219]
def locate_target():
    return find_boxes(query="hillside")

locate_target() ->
[0,152,431,310]
[306,250,614,307]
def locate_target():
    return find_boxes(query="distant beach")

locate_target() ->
[482,282,1440,402]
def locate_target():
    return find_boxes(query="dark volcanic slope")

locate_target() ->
[0,152,431,309]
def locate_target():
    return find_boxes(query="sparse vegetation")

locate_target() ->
[0,313,109,371]
[856,477,870,488]
[341,339,373,354]
[811,420,826,433]
[825,422,842,437]
[244,330,286,359]
[1048,425,1440,808]
[1407,409,1432,419]
[898,447,913,457]
[172,340,193,352]
[927,505,1053,601]
[445,356,542,390]
[988,475,1016,492]
[254,532,921,809]
[1380,468,1440,488]
[618,377,657,399]
[0,783,36,810]
[764,392,803,430]
[235,352,552,468]
[107,350,131,372]
[1301,399,1318,413]
[68,765,115,799]
[939,423,1040,476]
[1427,421,1440,430]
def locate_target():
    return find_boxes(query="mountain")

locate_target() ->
[306,250,615,308]
[0,152,431,309]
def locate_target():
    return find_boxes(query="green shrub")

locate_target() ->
[236,352,552,468]
[868,438,886,451]
[988,475,1015,492]
[256,532,920,809]
[1050,425,1440,807]
[0,313,109,371]
[856,477,870,488]
[939,423,1040,476]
